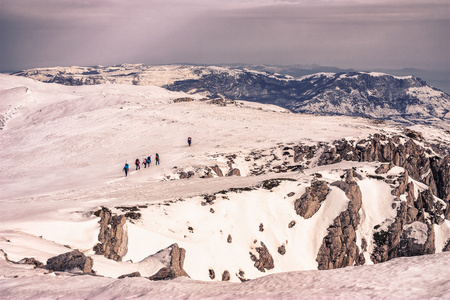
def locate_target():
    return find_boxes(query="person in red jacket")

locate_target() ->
[135,158,140,170]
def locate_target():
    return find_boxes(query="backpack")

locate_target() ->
[124,164,129,170]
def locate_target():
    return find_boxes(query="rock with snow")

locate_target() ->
[294,180,330,219]
[148,244,190,281]
[46,250,94,274]
[93,207,128,261]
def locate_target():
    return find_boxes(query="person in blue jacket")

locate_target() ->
[123,163,129,176]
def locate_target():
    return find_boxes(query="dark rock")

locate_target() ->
[118,271,141,279]
[18,257,44,268]
[93,207,128,261]
[124,212,141,220]
[287,192,295,197]
[278,245,286,255]
[227,168,241,176]
[443,239,450,252]
[149,243,190,280]
[288,221,296,228]
[46,250,94,274]
[375,162,395,174]
[222,270,230,281]
[209,268,215,279]
[259,223,264,232]
[227,234,232,243]
[317,171,364,270]
[211,165,223,177]
[398,222,435,257]
[252,242,274,272]
[294,180,330,219]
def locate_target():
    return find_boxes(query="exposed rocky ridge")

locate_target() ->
[316,170,365,269]
[12,64,450,127]
[250,242,275,273]
[93,207,128,261]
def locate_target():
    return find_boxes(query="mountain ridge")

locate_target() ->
[12,64,450,129]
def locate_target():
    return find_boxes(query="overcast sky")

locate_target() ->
[0,0,449,72]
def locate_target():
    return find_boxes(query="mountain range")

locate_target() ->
[12,64,450,129]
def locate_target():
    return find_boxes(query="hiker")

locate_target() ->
[188,137,192,147]
[123,163,129,177]
[147,156,151,166]
[155,153,160,165]
[143,158,147,168]
[135,158,140,170]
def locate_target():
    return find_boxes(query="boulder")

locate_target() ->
[398,222,435,257]
[222,270,230,281]
[46,250,94,274]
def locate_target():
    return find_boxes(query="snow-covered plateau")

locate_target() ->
[0,73,449,299]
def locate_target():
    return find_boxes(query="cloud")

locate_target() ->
[0,0,448,71]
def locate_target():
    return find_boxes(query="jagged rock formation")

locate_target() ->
[46,250,94,274]
[149,243,190,281]
[93,207,128,261]
[222,270,230,281]
[316,170,365,269]
[294,180,330,219]
[250,242,274,272]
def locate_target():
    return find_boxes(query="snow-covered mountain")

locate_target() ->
[12,64,450,129]
[0,73,449,299]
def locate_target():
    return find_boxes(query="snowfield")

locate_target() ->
[0,74,449,299]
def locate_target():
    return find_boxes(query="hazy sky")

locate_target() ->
[0,0,449,72]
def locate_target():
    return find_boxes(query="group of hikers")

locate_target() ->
[122,137,192,177]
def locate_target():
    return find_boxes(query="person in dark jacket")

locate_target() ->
[155,153,160,165]
[188,137,192,147]
[135,159,140,170]
[123,163,129,176]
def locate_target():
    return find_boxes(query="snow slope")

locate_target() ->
[0,74,449,298]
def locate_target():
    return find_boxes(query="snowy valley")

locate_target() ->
[0,72,450,299]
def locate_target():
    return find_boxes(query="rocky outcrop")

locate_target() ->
[294,180,330,219]
[93,207,128,261]
[118,271,141,279]
[46,250,94,274]
[316,170,365,270]
[18,257,44,268]
[250,242,274,272]
[227,168,241,176]
[314,135,449,221]
[398,222,435,257]
[149,243,190,281]
[211,165,223,177]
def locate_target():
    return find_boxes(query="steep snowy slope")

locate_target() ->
[0,74,449,298]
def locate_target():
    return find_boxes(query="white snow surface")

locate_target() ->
[1,74,449,299]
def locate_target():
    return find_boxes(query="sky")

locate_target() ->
[0,0,449,72]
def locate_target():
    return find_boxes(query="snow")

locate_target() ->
[0,73,449,298]
[403,222,429,245]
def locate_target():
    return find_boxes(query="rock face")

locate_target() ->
[311,135,449,222]
[294,180,330,219]
[46,250,94,274]
[250,242,274,272]
[316,170,365,270]
[93,207,128,261]
[211,165,223,177]
[398,222,435,257]
[149,244,190,280]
